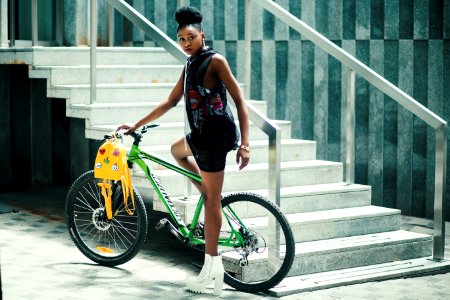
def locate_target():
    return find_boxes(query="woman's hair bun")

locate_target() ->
[175,6,203,27]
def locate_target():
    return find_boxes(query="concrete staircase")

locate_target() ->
[3,46,440,296]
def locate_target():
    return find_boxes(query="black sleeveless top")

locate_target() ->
[184,47,239,152]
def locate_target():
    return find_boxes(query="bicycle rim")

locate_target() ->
[66,171,147,266]
[219,192,295,293]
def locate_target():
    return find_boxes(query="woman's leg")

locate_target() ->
[171,137,201,191]
[200,170,225,256]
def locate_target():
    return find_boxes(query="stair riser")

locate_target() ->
[139,163,343,195]
[68,105,187,124]
[48,86,174,104]
[290,214,400,242]
[31,66,184,85]
[32,49,181,66]
[87,122,292,146]
[280,190,371,214]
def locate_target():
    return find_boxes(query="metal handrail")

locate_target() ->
[94,0,281,207]
[249,0,447,261]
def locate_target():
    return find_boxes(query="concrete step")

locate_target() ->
[136,160,343,197]
[30,65,184,85]
[246,183,371,214]
[136,138,316,166]
[48,83,176,104]
[152,183,371,222]
[67,100,268,125]
[86,120,292,146]
[222,230,432,283]
[30,47,181,66]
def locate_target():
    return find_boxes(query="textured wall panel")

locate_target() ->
[314,48,329,160]
[383,40,399,210]
[368,40,384,206]
[397,40,414,216]
[385,0,399,39]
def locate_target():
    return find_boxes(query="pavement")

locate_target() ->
[1,185,450,300]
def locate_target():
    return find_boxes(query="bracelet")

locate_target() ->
[239,145,250,152]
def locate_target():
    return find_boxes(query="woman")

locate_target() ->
[117,6,250,296]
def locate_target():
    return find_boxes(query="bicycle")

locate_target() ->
[65,124,295,293]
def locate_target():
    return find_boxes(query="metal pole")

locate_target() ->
[244,0,252,99]
[31,0,37,46]
[178,0,186,7]
[90,0,97,104]
[268,129,281,267]
[9,0,15,47]
[432,124,448,261]
[345,69,355,184]
[106,2,114,46]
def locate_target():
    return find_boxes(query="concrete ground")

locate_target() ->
[1,186,449,299]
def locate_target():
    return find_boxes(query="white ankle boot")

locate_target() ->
[186,254,225,296]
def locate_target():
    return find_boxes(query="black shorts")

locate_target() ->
[186,132,229,172]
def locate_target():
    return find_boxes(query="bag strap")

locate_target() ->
[98,180,113,220]
[121,167,135,215]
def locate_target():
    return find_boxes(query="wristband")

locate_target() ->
[239,145,250,152]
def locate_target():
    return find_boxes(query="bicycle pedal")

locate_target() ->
[155,218,169,231]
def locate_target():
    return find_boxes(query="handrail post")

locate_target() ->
[244,0,252,99]
[345,69,355,184]
[432,124,447,261]
[9,0,15,47]
[268,130,281,207]
[31,0,38,46]
[268,128,281,264]
[90,0,97,104]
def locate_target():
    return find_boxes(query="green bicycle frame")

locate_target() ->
[127,142,246,248]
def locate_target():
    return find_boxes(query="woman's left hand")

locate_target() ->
[236,147,250,170]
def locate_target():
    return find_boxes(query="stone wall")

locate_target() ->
[0,66,94,192]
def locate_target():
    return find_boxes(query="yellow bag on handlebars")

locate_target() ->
[94,134,134,219]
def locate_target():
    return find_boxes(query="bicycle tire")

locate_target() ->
[65,170,148,267]
[220,192,295,293]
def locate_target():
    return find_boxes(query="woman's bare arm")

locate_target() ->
[118,70,185,133]
[211,54,250,169]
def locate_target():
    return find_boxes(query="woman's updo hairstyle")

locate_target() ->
[175,6,203,32]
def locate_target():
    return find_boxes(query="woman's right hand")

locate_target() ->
[116,123,138,135]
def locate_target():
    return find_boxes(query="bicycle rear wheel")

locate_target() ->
[220,192,295,293]
[65,170,148,266]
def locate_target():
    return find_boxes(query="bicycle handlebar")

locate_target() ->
[104,123,160,145]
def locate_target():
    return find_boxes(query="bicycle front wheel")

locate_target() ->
[220,192,295,293]
[65,170,148,266]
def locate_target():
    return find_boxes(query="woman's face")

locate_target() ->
[177,25,205,56]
